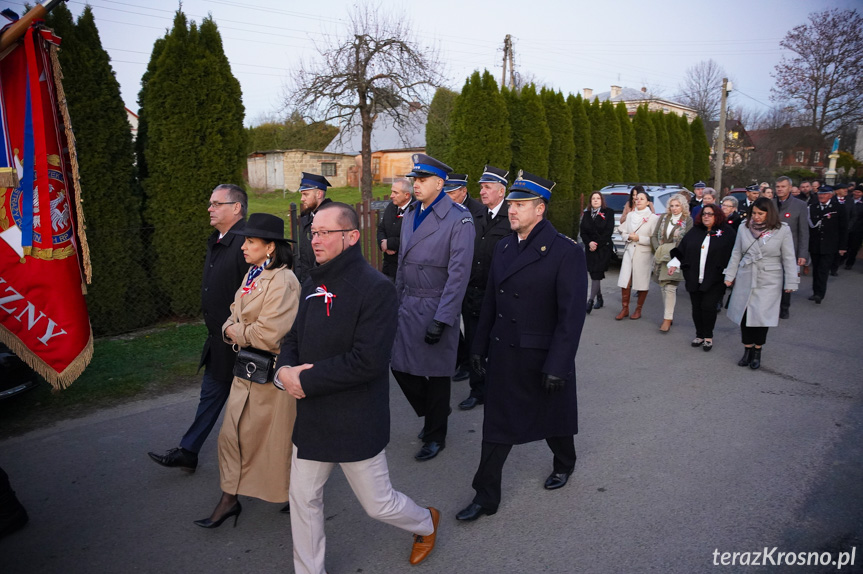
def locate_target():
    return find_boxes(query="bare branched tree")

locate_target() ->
[676,59,726,121]
[285,3,444,200]
[771,8,863,137]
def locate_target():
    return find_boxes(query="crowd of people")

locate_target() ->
[580,177,858,368]
[145,155,588,574]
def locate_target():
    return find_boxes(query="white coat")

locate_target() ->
[617,208,658,291]
[724,223,799,328]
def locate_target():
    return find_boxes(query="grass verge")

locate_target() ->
[0,322,207,439]
[247,185,392,218]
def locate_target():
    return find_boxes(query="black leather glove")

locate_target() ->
[542,373,565,394]
[424,320,446,345]
[470,354,486,377]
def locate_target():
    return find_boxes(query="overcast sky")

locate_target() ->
[4,0,859,126]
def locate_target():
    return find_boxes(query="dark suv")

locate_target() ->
[0,343,39,400]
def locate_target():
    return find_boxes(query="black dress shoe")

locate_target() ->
[808,294,817,301]
[458,396,482,410]
[148,447,198,472]
[544,469,574,490]
[280,502,290,514]
[779,309,789,319]
[585,299,593,314]
[415,441,445,461]
[452,367,470,382]
[594,294,603,309]
[456,502,496,521]
[814,296,822,304]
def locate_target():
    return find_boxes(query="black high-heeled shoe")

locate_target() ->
[194,501,242,529]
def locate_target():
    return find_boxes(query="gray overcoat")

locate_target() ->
[390,194,475,376]
[724,223,799,328]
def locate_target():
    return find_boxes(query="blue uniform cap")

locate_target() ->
[443,173,468,193]
[478,165,509,186]
[694,181,706,189]
[299,172,331,192]
[506,170,555,202]
[404,153,452,180]
[817,185,834,193]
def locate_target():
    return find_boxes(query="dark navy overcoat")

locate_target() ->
[472,218,587,445]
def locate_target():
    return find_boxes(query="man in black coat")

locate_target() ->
[830,183,852,274]
[808,186,848,303]
[294,172,333,284]
[689,181,706,211]
[444,173,485,382]
[457,165,510,411]
[275,203,440,571]
[845,185,863,270]
[376,177,414,280]
[148,184,248,472]
[456,171,587,522]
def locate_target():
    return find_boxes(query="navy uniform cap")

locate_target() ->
[405,153,452,180]
[506,170,555,202]
[818,185,834,193]
[478,165,509,186]
[299,172,331,192]
[443,173,468,193]
[694,181,706,189]
[834,182,848,189]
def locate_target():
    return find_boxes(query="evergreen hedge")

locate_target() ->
[617,102,639,182]
[602,100,623,183]
[139,12,246,316]
[541,89,574,237]
[425,86,459,167]
[633,105,657,182]
[690,116,712,184]
[588,98,607,190]
[567,93,592,231]
[506,84,550,178]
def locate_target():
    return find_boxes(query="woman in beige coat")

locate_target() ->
[195,213,300,528]
[616,187,658,320]
[651,194,692,332]
[724,198,798,370]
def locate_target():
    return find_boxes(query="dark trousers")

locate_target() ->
[456,331,468,372]
[471,437,576,511]
[179,367,232,454]
[689,282,726,339]
[392,370,450,443]
[846,231,862,269]
[810,252,834,298]
[462,310,486,400]
[740,312,769,346]
[780,291,792,314]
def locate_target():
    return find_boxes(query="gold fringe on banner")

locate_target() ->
[0,167,18,188]
[0,325,94,390]
[49,44,91,284]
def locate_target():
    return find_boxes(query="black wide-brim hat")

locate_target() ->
[230,213,295,243]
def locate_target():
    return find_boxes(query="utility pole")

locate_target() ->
[508,36,515,90]
[714,78,732,195]
[501,35,508,89]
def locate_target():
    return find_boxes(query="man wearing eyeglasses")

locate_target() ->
[275,202,440,572]
[148,184,248,473]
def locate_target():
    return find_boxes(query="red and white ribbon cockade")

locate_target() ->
[306,284,336,316]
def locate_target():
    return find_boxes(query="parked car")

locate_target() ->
[0,344,39,400]
[599,183,691,257]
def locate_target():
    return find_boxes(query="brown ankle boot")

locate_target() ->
[630,291,648,319]
[615,287,631,320]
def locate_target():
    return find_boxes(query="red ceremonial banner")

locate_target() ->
[0,22,92,389]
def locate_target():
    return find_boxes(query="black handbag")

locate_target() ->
[232,345,277,385]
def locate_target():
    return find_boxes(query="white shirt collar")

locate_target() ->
[489,200,504,219]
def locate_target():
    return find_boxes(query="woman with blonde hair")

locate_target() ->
[616,187,659,320]
[651,194,692,332]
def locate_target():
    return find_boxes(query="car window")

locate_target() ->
[603,193,631,213]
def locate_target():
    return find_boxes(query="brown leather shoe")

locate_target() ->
[659,319,672,332]
[409,507,440,565]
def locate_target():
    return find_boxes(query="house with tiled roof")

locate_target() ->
[585,86,697,122]
[748,126,828,175]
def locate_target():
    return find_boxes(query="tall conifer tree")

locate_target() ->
[541,89,574,236]
[616,102,638,181]
[45,4,155,334]
[602,100,623,183]
[666,113,686,184]
[652,111,671,182]
[588,98,607,189]
[507,84,550,178]
[690,116,712,183]
[633,105,657,181]
[679,114,695,185]
[425,86,459,167]
[140,12,246,316]
[450,71,511,194]
[567,93,592,219]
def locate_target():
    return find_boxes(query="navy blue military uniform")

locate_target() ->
[808,191,848,301]
[462,172,587,516]
[294,173,332,284]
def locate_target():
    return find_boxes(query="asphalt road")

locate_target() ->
[2,266,862,574]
